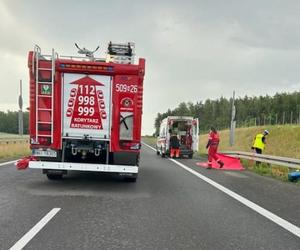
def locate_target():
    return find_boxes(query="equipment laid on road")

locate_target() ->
[197,153,244,170]
[17,42,145,182]
[156,116,199,158]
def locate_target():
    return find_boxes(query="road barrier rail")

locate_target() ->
[221,151,300,170]
[0,138,29,145]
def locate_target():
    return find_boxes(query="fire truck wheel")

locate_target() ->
[124,174,138,182]
[125,177,137,182]
[188,153,193,159]
[46,173,63,180]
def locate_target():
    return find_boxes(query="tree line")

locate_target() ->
[0,111,29,134]
[154,91,300,135]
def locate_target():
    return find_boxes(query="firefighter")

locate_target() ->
[169,132,180,158]
[206,127,224,169]
[252,130,269,165]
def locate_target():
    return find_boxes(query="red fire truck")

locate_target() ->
[24,42,145,181]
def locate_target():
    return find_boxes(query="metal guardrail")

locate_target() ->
[221,151,300,170]
[0,138,29,145]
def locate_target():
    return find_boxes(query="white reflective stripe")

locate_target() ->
[0,160,18,167]
[29,161,138,173]
[9,208,61,250]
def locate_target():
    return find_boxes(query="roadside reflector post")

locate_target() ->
[18,79,23,136]
[230,91,236,147]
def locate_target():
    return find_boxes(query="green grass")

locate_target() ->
[0,132,28,139]
[142,136,156,146]
[0,133,30,161]
[0,142,30,161]
[241,159,288,180]
[241,159,300,186]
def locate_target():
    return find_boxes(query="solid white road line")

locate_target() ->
[9,208,61,250]
[0,160,17,167]
[142,142,300,238]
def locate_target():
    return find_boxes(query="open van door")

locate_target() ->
[192,118,199,151]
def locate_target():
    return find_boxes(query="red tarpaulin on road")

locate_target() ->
[196,153,244,170]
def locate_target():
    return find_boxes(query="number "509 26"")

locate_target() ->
[115,84,138,93]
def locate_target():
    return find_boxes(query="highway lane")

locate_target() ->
[170,149,300,228]
[144,143,300,228]
[0,145,299,249]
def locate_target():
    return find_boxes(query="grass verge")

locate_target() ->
[0,133,30,161]
[0,142,30,162]
[241,159,300,186]
[142,136,156,147]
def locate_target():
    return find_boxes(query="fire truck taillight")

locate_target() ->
[130,143,141,150]
[32,137,51,146]
[39,137,51,145]
[120,141,141,150]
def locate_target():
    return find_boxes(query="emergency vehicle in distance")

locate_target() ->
[24,42,145,182]
[156,116,199,158]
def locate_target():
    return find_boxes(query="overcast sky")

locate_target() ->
[1,0,300,135]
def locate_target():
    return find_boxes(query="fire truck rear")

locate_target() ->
[26,42,145,182]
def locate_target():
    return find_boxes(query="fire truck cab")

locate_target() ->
[26,42,145,182]
[156,116,199,158]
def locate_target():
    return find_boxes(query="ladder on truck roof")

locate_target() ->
[106,42,135,64]
[33,45,56,144]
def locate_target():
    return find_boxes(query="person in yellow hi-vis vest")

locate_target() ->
[252,130,269,165]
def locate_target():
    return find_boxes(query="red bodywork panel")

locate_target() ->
[28,52,145,153]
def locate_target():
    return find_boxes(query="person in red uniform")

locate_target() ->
[206,127,224,169]
[169,132,180,158]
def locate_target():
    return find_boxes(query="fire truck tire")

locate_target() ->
[188,153,193,159]
[124,174,138,182]
[46,173,63,180]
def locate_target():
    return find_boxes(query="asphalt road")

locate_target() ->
[0,144,299,250]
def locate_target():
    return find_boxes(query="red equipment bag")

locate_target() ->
[16,156,36,170]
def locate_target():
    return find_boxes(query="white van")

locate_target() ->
[156,116,199,158]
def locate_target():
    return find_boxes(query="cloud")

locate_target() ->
[1,0,300,135]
